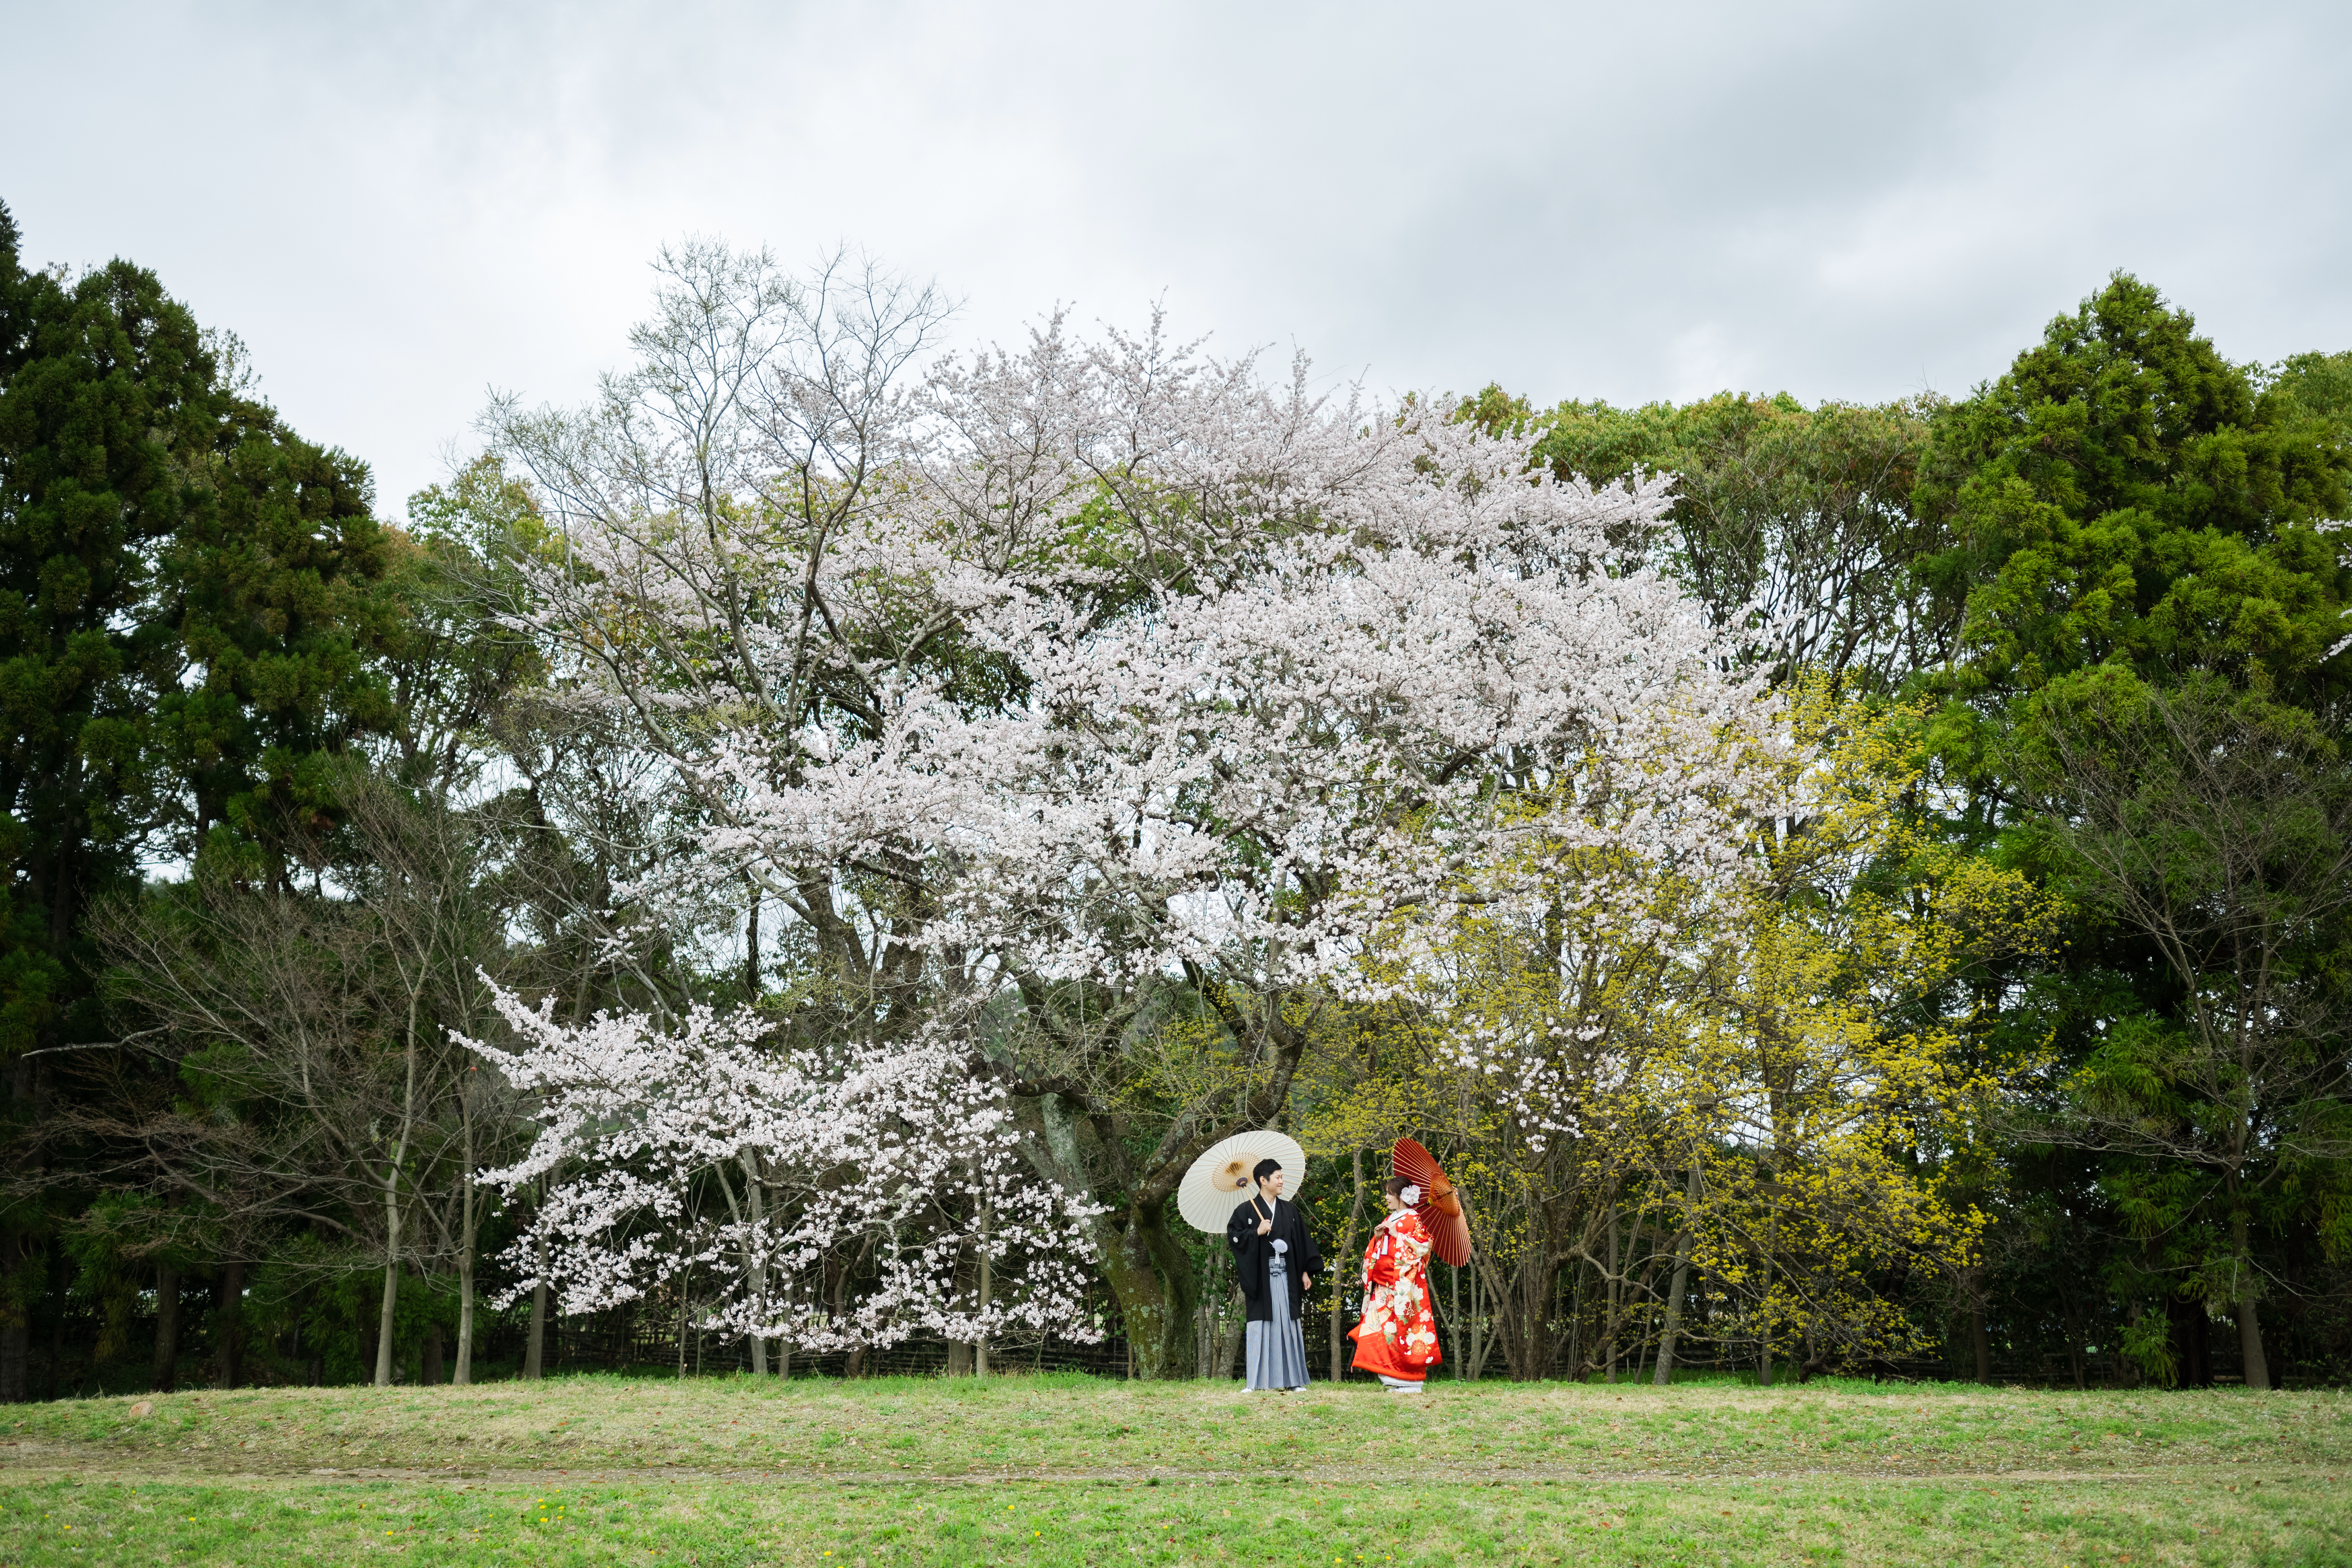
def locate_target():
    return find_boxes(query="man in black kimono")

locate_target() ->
[1224,1158,1323,1391]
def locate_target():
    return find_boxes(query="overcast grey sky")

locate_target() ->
[5,1,2348,509]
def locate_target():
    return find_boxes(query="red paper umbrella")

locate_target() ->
[1392,1137,1473,1266]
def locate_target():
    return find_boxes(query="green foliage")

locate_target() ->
[388,457,547,794]
[155,403,397,878]
[16,201,2352,1397]
[0,200,221,1058]
[1918,273,2352,1385]
[0,203,433,1399]
[1528,388,1941,689]
[2005,674,2352,1334]
[1916,272,2352,742]
[2,202,407,1060]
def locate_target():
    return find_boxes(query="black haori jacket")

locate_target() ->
[1225,1194,1324,1323]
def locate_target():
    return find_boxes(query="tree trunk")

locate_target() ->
[974,1201,993,1377]
[1563,1253,1582,1382]
[377,989,422,1388]
[45,1265,64,1402]
[1483,1237,1557,1382]
[525,1277,548,1380]
[1653,1165,1701,1386]
[2232,1214,2270,1390]
[1632,1233,1664,1384]
[1466,1252,1482,1382]
[705,1150,768,1380]
[826,1249,860,1376]
[1449,1257,1462,1378]
[1031,1095,1197,1377]
[1965,1266,1992,1383]
[821,1240,863,1378]
[742,1157,768,1377]
[1331,1148,1363,1381]
[524,1189,549,1380]
[1097,1210,1194,1376]
[2236,1297,2270,1391]
[151,1263,181,1392]
[1603,1203,1622,1384]
[214,1259,245,1389]
[1214,1286,1245,1379]
[743,875,760,1000]
[454,1074,477,1387]
[0,1232,28,1402]
[373,1244,401,1388]
[778,1287,792,1380]
[1196,1249,1219,1380]
[454,1248,475,1386]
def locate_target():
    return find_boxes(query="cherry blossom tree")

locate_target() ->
[463,992,1102,1354]
[481,243,1788,1372]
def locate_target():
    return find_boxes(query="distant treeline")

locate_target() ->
[4,196,2348,1397]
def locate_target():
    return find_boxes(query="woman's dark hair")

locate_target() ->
[1253,1157,1284,1185]
[1382,1175,1411,1201]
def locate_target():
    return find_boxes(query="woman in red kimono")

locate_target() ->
[1351,1176,1442,1390]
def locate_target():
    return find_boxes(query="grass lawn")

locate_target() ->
[3,1373,2346,1565]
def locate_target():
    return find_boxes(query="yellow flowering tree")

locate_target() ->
[1312,685,2057,1382]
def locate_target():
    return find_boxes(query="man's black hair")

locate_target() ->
[1253,1157,1283,1185]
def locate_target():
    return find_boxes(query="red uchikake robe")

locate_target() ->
[1350,1209,1442,1381]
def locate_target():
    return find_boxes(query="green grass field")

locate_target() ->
[3,1373,2346,1565]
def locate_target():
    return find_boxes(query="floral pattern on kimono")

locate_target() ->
[1350,1208,1442,1379]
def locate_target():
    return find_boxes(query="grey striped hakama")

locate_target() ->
[1244,1252,1310,1391]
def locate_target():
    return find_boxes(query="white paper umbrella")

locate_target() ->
[1176,1130,1306,1234]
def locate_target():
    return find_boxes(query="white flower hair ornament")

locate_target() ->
[1401,1184,1423,1206]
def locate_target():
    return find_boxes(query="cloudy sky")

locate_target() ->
[6,0,2347,508]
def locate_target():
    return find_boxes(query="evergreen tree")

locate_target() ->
[0,201,401,1396]
[0,200,218,1063]
[0,202,231,1398]
[1917,272,2351,744]
[1916,274,2352,1389]
[154,398,397,880]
